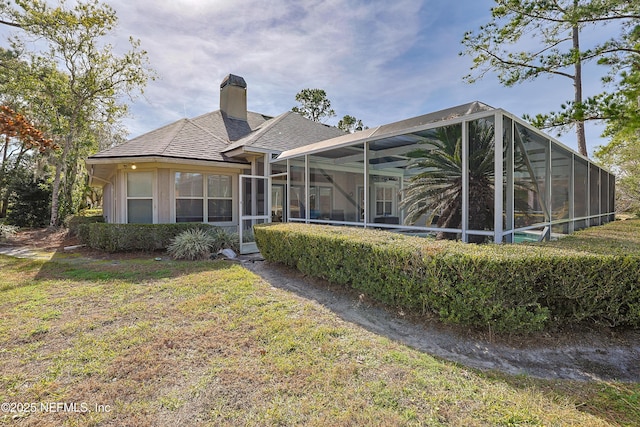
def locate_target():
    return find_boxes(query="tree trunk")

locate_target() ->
[49,134,72,227]
[572,23,588,157]
[436,196,461,240]
[62,149,80,215]
[0,136,9,217]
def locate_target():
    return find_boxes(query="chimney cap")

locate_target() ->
[220,74,246,89]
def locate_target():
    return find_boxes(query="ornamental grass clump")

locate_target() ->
[208,228,240,254]
[167,228,216,260]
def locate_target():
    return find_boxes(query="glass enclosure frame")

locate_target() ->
[272,108,615,243]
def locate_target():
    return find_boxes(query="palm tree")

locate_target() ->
[401,120,495,242]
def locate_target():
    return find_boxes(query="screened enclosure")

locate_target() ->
[272,102,615,243]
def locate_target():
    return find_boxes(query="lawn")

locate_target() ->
[0,253,638,426]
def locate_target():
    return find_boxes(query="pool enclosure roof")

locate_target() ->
[271,100,614,243]
[277,101,497,161]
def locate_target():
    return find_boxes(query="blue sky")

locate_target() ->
[3,0,616,156]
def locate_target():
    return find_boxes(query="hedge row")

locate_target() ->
[65,214,105,237]
[78,222,218,252]
[254,223,640,333]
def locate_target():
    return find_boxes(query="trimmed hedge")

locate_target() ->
[66,214,105,238]
[79,222,218,252]
[254,222,640,333]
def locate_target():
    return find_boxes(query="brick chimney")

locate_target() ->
[220,74,247,121]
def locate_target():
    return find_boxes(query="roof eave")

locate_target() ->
[86,155,250,168]
[276,103,501,161]
[225,145,281,159]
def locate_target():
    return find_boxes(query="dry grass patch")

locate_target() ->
[0,254,635,426]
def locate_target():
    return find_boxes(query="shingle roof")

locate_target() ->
[191,110,271,142]
[89,108,345,162]
[89,110,271,162]
[224,111,345,153]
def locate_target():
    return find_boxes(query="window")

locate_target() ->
[175,172,204,222]
[127,172,153,223]
[375,185,395,216]
[174,172,233,223]
[207,175,232,222]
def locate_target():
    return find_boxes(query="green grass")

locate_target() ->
[0,254,638,426]
[540,219,640,256]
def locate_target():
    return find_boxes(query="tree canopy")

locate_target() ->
[292,89,368,134]
[291,88,336,123]
[461,0,640,157]
[337,115,367,133]
[0,104,57,217]
[0,105,56,153]
[595,52,640,214]
[0,0,154,226]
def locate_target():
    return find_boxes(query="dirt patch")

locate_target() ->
[2,227,78,250]
[1,227,162,261]
[242,259,640,383]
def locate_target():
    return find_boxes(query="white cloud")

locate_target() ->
[1,0,613,155]
[107,0,434,131]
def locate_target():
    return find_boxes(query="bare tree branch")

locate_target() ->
[0,18,21,28]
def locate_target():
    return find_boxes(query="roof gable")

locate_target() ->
[190,110,271,141]
[375,101,494,136]
[225,111,346,153]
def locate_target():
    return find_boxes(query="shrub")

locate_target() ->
[78,208,103,217]
[78,223,217,252]
[0,224,18,242]
[6,177,51,228]
[208,228,240,254]
[254,222,640,333]
[167,228,216,260]
[65,213,105,238]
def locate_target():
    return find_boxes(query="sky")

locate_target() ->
[2,0,619,156]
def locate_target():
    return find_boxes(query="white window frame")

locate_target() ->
[206,174,234,222]
[374,183,397,217]
[171,171,236,225]
[175,172,205,223]
[125,170,157,224]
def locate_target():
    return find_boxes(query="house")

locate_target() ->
[86,74,345,252]
[87,74,615,252]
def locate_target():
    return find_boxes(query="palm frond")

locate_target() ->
[401,120,496,239]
